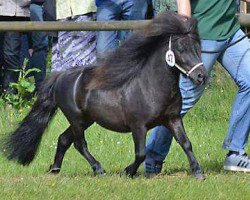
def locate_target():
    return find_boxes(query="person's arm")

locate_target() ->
[176,0,191,17]
[18,0,31,7]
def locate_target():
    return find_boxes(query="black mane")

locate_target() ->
[87,11,199,90]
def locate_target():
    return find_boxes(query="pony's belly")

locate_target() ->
[87,105,129,133]
[86,91,131,133]
[95,120,131,133]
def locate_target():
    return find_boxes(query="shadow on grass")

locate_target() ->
[159,159,224,177]
[42,159,225,179]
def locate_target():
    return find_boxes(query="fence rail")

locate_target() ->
[0,20,150,32]
[0,14,249,32]
[238,13,250,27]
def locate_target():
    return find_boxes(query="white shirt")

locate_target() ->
[56,0,96,20]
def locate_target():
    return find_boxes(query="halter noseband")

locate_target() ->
[174,62,203,77]
[166,36,203,77]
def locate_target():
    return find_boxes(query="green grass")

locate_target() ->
[0,64,250,200]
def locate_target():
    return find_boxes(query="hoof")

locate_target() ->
[92,163,106,176]
[94,168,106,176]
[47,165,61,174]
[120,170,133,178]
[124,166,137,177]
[193,170,206,180]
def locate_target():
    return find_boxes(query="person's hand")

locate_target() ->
[17,0,31,8]
[29,49,33,57]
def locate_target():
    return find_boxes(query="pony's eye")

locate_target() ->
[177,44,185,53]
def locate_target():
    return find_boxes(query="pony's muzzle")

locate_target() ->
[190,65,208,86]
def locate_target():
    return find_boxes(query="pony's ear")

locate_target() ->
[184,17,198,34]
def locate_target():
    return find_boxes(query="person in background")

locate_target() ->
[0,0,31,93]
[19,33,32,68]
[51,0,97,72]
[145,0,250,175]
[95,0,150,54]
[0,33,4,90]
[29,0,48,92]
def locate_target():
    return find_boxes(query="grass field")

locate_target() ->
[0,65,249,200]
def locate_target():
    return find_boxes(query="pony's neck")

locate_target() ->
[148,43,180,84]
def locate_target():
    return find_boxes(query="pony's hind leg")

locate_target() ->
[124,126,147,177]
[72,122,105,175]
[166,117,205,179]
[48,127,74,174]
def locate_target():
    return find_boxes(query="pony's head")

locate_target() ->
[170,18,207,85]
[144,11,208,85]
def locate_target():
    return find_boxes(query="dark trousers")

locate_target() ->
[1,16,29,91]
[30,3,48,91]
[3,31,23,90]
[0,32,4,88]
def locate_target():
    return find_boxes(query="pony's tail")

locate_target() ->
[2,73,61,165]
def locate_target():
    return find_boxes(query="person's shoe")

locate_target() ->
[144,160,163,177]
[223,152,250,172]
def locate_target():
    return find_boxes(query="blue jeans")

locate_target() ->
[96,0,148,53]
[146,29,250,164]
[30,3,48,91]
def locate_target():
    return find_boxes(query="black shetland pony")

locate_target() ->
[3,11,207,179]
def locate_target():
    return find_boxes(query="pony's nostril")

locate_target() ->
[197,73,206,84]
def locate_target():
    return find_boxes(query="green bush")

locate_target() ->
[1,61,40,109]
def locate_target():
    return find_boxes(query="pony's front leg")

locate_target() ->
[166,117,205,179]
[124,126,147,177]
